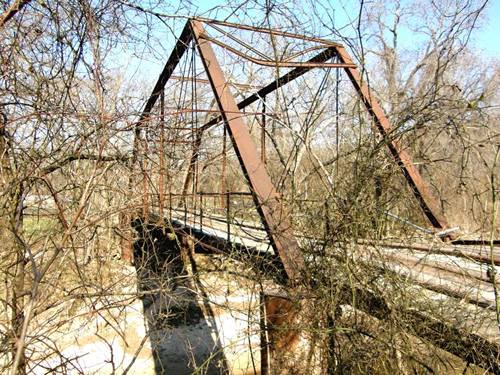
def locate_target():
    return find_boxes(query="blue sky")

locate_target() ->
[118,0,499,92]
[476,0,500,56]
[190,0,500,56]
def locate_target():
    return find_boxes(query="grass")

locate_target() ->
[23,216,57,237]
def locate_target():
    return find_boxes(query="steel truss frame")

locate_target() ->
[136,18,454,282]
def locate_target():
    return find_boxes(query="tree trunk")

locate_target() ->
[1,112,26,374]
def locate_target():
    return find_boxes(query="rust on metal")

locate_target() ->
[190,19,307,282]
[158,90,166,223]
[193,16,342,46]
[198,46,339,132]
[169,74,263,90]
[133,17,461,275]
[261,97,266,164]
[141,126,150,221]
[334,45,454,238]
[181,130,203,198]
[261,294,302,373]
[127,11,497,367]
[201,34,356,68]
[221,124,227,209]
[137,22,193,125]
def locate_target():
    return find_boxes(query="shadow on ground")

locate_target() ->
[132,219,229,374]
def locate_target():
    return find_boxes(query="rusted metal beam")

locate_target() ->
[200,47,337,130]
[138,19,452,242]
[335,45,454,237]
[169,75,263,90]
[158,90,166,224]
[137,23,193,124]
[190,19,306,282]
[356,239,500,266]
[199,46,338,131]
[261,97,266,164]
[193,16,341,47]
[125,22,193,263]
[221,125,227,209]
[193,47,337,136]
[181,129,203,197]
[261,294,301,373]
[239,47,338,107]
[202,35,355,68]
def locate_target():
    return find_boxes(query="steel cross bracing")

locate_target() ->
[134,18,455,282]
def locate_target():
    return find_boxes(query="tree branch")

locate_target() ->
[40,154,130,176]
[0,0,31,29]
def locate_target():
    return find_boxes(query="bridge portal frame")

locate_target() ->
[130,18,454,281]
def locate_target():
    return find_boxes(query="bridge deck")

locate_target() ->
[165,209,500,348]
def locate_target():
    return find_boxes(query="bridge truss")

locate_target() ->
[123,18,499,373]
[125,18,458,278]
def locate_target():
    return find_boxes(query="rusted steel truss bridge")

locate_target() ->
[124,18,500,373]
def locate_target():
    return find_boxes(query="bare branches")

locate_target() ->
[40,153,130,177]
[0,0,498,373]
[0,0,31,29]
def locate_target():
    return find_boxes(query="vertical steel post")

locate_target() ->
[226,192,231,242]
[335,61,340,176]
[261,97,266,164]
[142,124,150,221]
[182,130,204,197]
[200,193,203,231]
[184,196,188,226]
[221,124,227,209]
[159,90,165,224]
[260,292,270,375]
[169,192,172,222]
